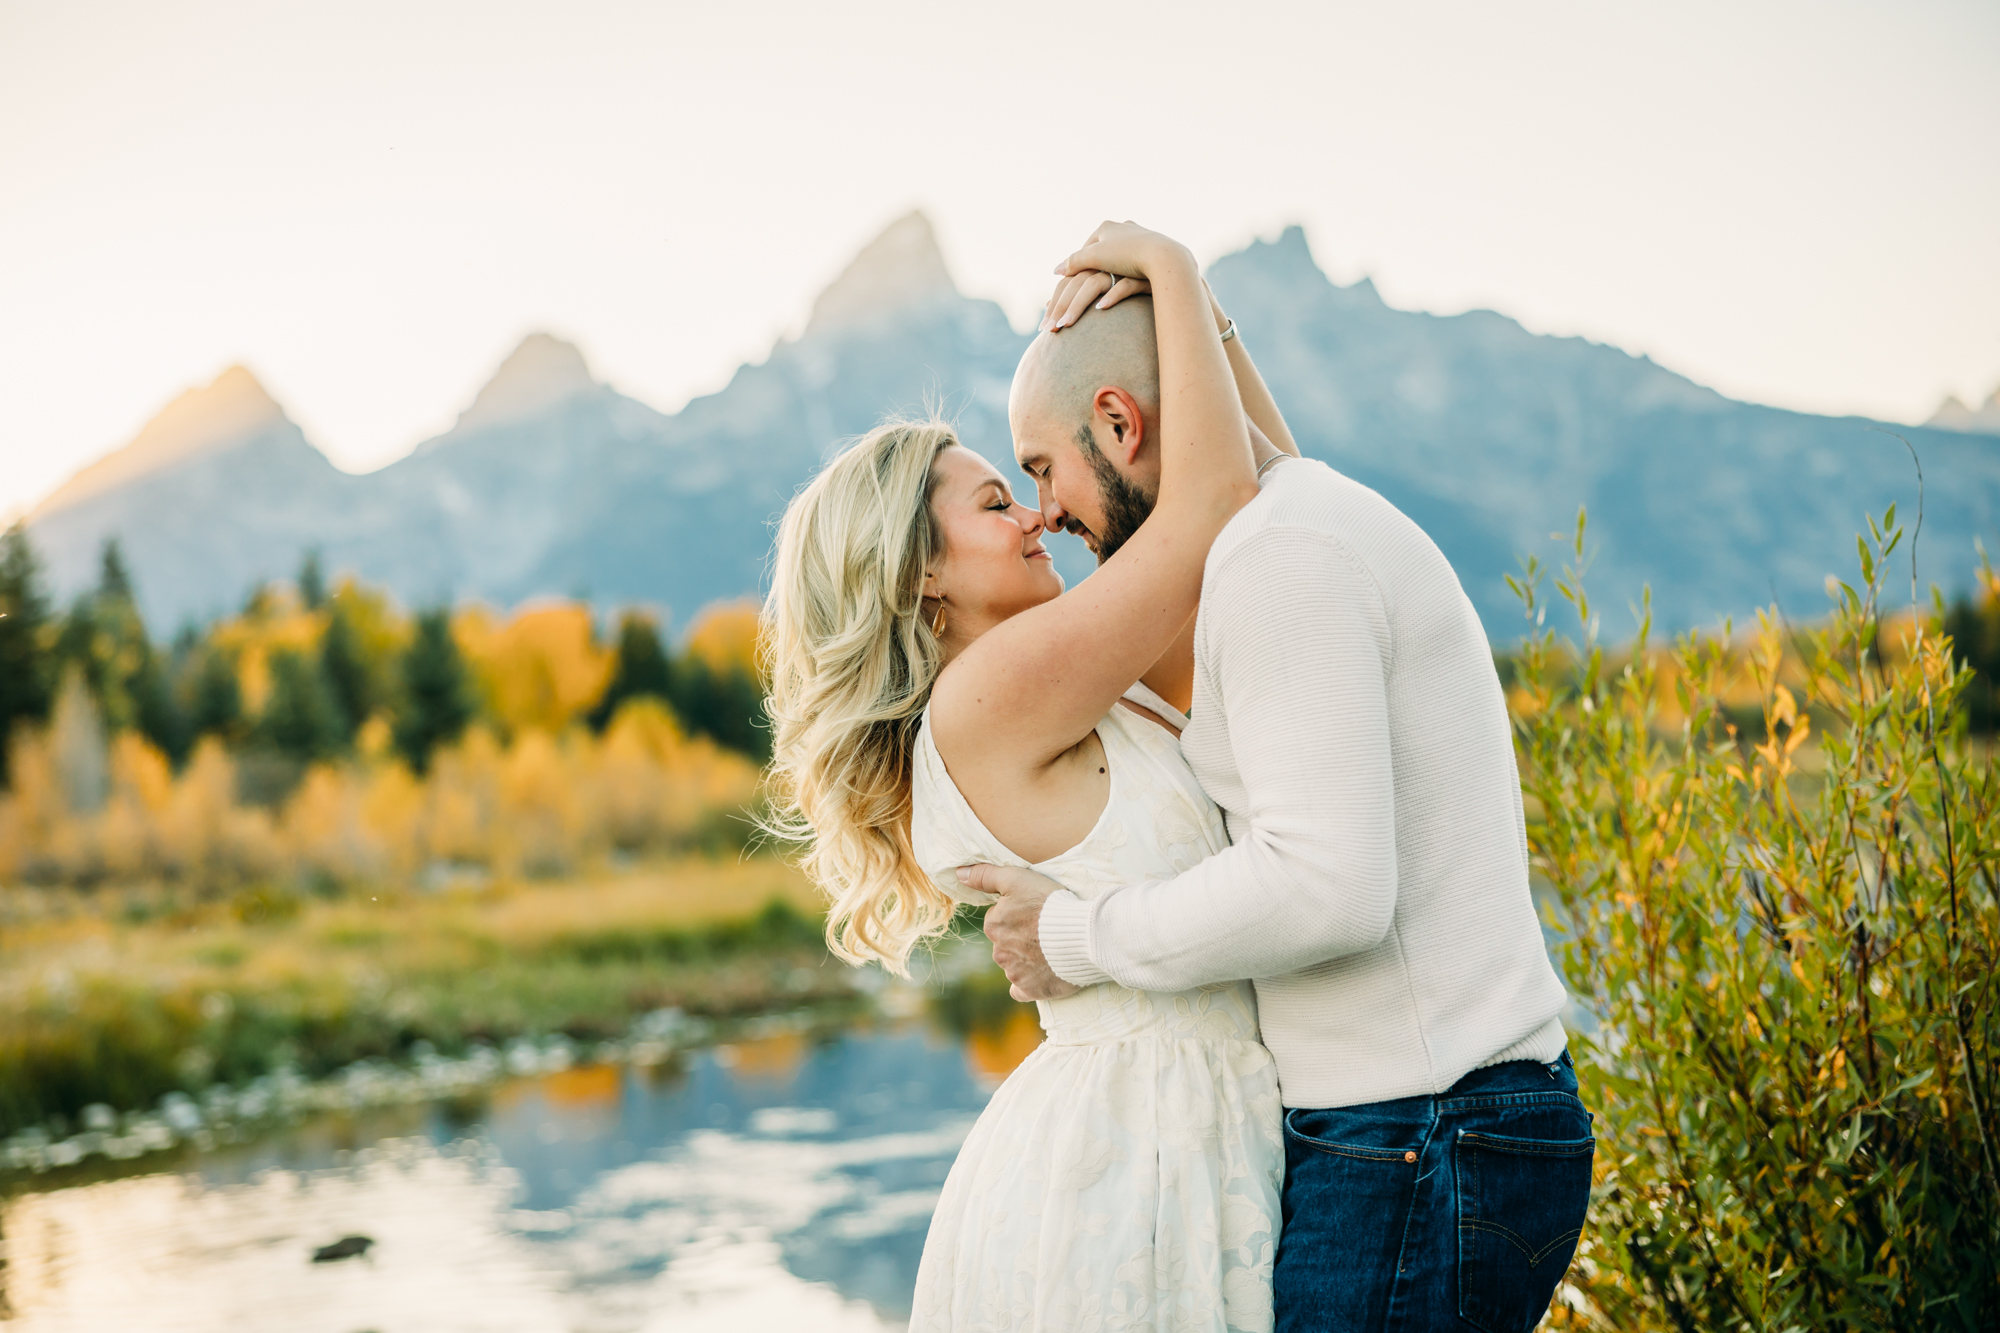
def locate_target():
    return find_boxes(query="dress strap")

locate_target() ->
[1120,681,1190,733]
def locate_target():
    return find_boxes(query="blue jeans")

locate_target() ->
[1273,1050,1594,1333]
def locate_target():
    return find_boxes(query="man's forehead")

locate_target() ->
[1009,337,1069,463]
[1008,336,1054,411]
[1010,416,1065,469]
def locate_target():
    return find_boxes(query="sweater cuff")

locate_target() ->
[1038,890,1113,988]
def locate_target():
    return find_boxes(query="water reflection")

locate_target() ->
[0,1020,1017,1332]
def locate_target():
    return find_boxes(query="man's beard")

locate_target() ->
[1075,423,1154,564]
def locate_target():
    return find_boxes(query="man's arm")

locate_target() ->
[1030,526,1398,991]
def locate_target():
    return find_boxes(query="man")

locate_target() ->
[961,279,1594,1332]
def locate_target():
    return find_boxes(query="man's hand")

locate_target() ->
[959,864,1083,1002]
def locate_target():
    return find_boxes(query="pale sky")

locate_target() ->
[2,0,1996,522]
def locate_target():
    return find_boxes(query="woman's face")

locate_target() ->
[927,445,1063,639]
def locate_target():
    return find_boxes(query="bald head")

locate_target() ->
[1008,296,1163,563]
[1009,296,1160,437]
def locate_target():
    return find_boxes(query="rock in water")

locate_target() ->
[311,1234,375,1263]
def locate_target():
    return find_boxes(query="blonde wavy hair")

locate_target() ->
[761,418,961,973]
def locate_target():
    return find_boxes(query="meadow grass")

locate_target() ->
[0,854,852,1136]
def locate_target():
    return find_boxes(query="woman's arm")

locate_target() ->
[1219,302,1300,459]
[1046,270,1299,459]
[929,223,1257,771]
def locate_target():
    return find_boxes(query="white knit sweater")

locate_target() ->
[1039,457,1567,1109]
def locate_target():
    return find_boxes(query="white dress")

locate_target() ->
[908,686,1284,1333]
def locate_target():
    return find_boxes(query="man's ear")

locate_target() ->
[1092,386,1147,466]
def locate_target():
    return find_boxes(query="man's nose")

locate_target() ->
[1038,491,1066,532]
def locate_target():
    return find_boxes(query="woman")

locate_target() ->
[763,221,1297,1332]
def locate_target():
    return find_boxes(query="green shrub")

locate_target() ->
[1512,511,1999,1330]
[546,896,820,964]
[0,981,203,1134]
[0,892,837,1138]
[230,883,303,925]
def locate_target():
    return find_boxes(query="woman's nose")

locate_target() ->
[1015,503,1044,535]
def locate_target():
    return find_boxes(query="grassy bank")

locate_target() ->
[0,855,858,1138]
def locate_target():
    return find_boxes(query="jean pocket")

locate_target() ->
[1283,1109,1420,1161]
[1455,1128,1594,1333]
[1281,1109,1426,1320]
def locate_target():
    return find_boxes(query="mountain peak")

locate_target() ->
[1928,384,2000,436]
[35,364,288,517]
[1209,223,1381,309]
[1271,223,1314,262]
[805,211,959,338]
[452,333,598,435]
[1237,224,1322,279]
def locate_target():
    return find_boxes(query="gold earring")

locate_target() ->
[931,598,948,637]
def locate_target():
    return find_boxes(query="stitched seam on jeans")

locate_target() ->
[1440,1090,1583,1106]
[1383,1102,1441,1320]
[1295,1141,1413,1162]
[1436,1090,1586,1113]
[1459,1132,1595,1158]
[1459,1219,1584,1267]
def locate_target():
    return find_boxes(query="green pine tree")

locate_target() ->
[589,611,676,730]
[187,645,244,743]
[1944,592,2000,733]
[0,522,55,784]
[154,627,207,763]
[52,601,104,710]
[258,648,344,762]
[673,654,770,761]
[297,549,326,611]
[129,646,188,763]
[51,538,182,753]
[319,602,371,744]
[394,608,474,774]
[95,539,181,754]
[98,539,135,605]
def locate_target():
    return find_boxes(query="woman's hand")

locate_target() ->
[1041,269,1149,332]
[1041,265,1231,337]
[1051,220,1191,289]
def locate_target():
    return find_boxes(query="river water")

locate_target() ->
[0,1010,1045,1333]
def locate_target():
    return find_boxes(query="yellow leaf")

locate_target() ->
[1773,685,1798,727]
